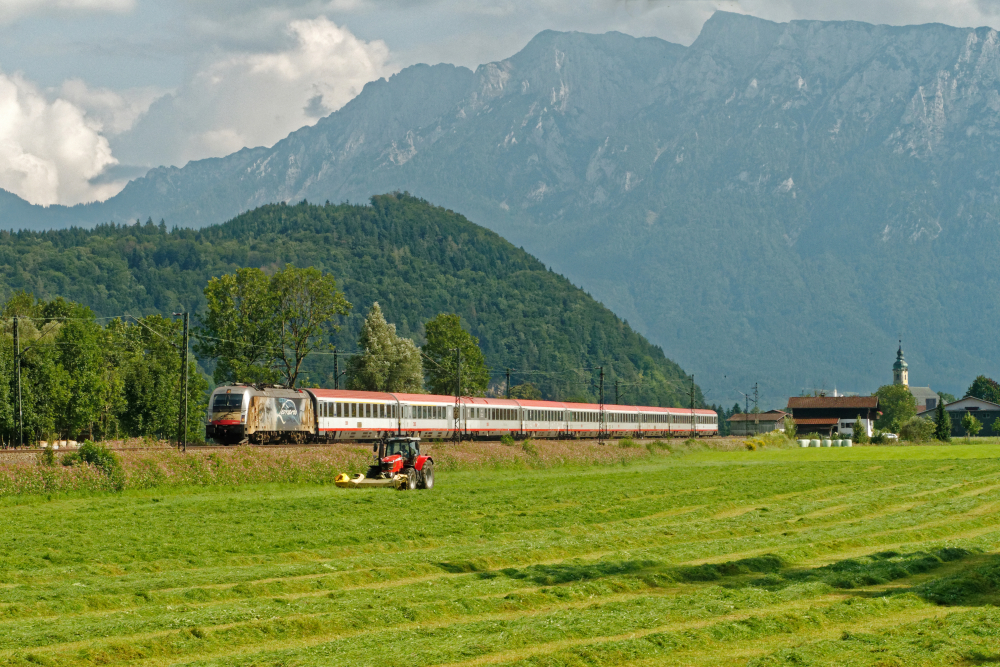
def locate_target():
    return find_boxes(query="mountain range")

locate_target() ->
[5,11,1000,406]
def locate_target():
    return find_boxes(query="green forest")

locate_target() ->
[0,193,700,415]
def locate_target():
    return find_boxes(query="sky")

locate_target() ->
[2,0,1000,206]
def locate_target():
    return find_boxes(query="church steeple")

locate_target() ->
[892,341,909,386]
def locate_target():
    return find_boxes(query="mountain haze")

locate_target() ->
[5,13,1000,405]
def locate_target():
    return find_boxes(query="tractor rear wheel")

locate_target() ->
[419,462,434,489]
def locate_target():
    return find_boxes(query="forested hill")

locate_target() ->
[0,193,699,407]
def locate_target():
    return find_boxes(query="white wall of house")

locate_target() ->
[838,418,872,436]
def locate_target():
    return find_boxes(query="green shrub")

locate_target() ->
[645,440,670,454]
[618,437,639,449]
[500,433,516,447]
[520,438,537,456]
[899,416,935,442]
[39,447,56,467]
[783,416,797,440]
[63,441,125,490]
[870,430,889,445]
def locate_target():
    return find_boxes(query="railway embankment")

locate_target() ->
[0,437,760,497]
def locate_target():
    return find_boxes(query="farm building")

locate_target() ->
[728,410,789,436]
[787,396,879,437]
[917,396,1000,438]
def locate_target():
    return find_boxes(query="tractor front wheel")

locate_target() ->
[406,469,418,490]
[419,462,434,490]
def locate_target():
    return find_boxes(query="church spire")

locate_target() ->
[892,340,908,386]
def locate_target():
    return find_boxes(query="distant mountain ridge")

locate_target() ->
[5,13,1000,405]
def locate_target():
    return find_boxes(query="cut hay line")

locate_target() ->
[0,582,839,665]
[711,505,766,519]
[798,504,849,519]
[429,600,958,667]
[957,482,1000,498]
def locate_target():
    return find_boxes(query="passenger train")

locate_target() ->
[206,384,719,445]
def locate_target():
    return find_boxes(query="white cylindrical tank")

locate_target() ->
[799,439,810,448]
[810,439,821,447]
[842,439,852,447]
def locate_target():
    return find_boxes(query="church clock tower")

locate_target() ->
[893,342,909,387]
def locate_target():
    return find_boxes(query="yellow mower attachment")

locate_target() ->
[335,472,400,489]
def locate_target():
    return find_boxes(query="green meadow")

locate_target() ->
[2,443,1000,666]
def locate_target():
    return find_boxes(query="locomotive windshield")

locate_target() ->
[213,393,243,412]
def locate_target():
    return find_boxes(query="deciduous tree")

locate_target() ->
[347,303,423,392]
[196,265,350,387]
[196,268,281,385]
[965,376,1000,404]
[272,266,351,387]
[961,412,982,439]
[874,385,916,432]
[423,313,489,396]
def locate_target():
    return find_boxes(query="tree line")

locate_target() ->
[0,293,205,446]
[196,265,494,396]
[0,264,508,445]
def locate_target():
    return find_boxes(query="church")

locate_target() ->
[893,344,940,412]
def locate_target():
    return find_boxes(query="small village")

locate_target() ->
[726,344,999,441]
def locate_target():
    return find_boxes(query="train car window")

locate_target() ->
[349,403,356,418]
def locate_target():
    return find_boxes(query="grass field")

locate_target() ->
[2,443,1000,666]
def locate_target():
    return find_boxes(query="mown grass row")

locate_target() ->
[1,446,999,665]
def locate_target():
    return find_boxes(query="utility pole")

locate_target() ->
[13,316,22,448]
[598,366,605,444]
[690,375,696,439]
[173,312,189,452]
[506,368,511,400]
[753,383,759,436]
[454,348,462,444]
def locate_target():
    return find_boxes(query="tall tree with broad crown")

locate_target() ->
[196,266,350,387]
[966,375,1000,404]
[347,303,423,392]
[196,268,282,385]
[874,384,917,432]
[272,266,351,387]
[422,313,490,396]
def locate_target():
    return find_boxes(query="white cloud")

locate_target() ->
[113,15,392,168]
[0,0,133,22]
[58,79,162,135]
[0,71,121,206]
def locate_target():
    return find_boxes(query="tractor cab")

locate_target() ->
[381,437,420,462]
[365,436,435,490]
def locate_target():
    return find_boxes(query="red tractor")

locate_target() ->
[336,437,434,490]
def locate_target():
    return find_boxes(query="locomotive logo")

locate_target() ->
[276,398,300,424]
